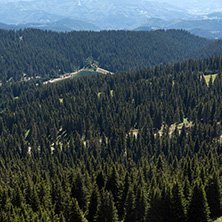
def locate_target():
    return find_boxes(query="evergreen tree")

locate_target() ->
[187,182,212,222]
[206,174,222,218]
[68,198,88,222]
[106,166,123,215]
[135,187,148,222]
[97,190,119,222]
[171,182,186,222]
[124,189,137,222]
[87,185,100,222]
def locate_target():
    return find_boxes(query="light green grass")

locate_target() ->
[74,70,100,78]
[203,74,218,85]
[98,90,113,98]
[25,129,30,139]
[214,217,222,222]
[97,92,103,98]
[158,118,193,136]
[0,110,5,114]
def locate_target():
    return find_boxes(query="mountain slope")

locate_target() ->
[0,54,222,220]
[132,17,222,39]
[21,18,99,32]
[0,29,215,82]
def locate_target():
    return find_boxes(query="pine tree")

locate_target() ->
[120,172,131,219]
[68,198,88,222]
[51,177,66,215]
[146,189,164,222]
[30,186,41,212]
[187,182,212,222]
[124,189,137,222]
[96,170,106,190]
[171,182,186,222]
[87,185,100,222]
[71,172,89,213]
[135,187,148,222]
[97,190,119,222]
[106,166,123,215]
[206,174,222,218]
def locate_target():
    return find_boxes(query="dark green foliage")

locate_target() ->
[206,174,222,218]
[0,55,221,221]
[87,185,100,222]
[106,166,123,215]
[124,189,137,222]
[71,172,89,212]
[135,187,148,222]
[171,183,187,222]
[68,198,88,222]
[147,191,163,222]
[97,190,119,222]
[0,28,221,82]
[187,182,212,222]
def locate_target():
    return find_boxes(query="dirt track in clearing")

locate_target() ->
[43,67,113,84]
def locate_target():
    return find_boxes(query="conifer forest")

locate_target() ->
[0,28,222,221]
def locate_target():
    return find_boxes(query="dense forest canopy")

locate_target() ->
[0,54,222,221]
[1,28,222,82]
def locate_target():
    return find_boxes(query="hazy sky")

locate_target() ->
[0,0,221,14]
[0,0,220,7]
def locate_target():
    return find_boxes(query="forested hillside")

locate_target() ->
[0,55,222,221]
[1,28,221,82]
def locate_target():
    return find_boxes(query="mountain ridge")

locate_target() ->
[0,0,192,29]
[1,28,220,82]
[132,17,222,39]
[0,0,221,37]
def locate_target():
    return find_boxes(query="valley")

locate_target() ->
[43,67,113,84]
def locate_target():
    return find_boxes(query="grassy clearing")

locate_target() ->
[129,128,139,138]
[203,73,218,85]
[43,66,112,84]
[169,118,193,136]
[158,118,193,137]
[214,217,222,222]
[74,70,100,78]
[98,90,114,98]
[96,67,113,75]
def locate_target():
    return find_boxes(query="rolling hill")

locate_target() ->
[0,28,218,82]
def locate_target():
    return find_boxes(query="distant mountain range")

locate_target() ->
[0,0,191,29]
[0,0,221,39]
[155,0,222,14]
[131,14,222,39]
[0,18,99,32]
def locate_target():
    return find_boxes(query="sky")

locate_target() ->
[0,0,221,15]
[0,0,220,7]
